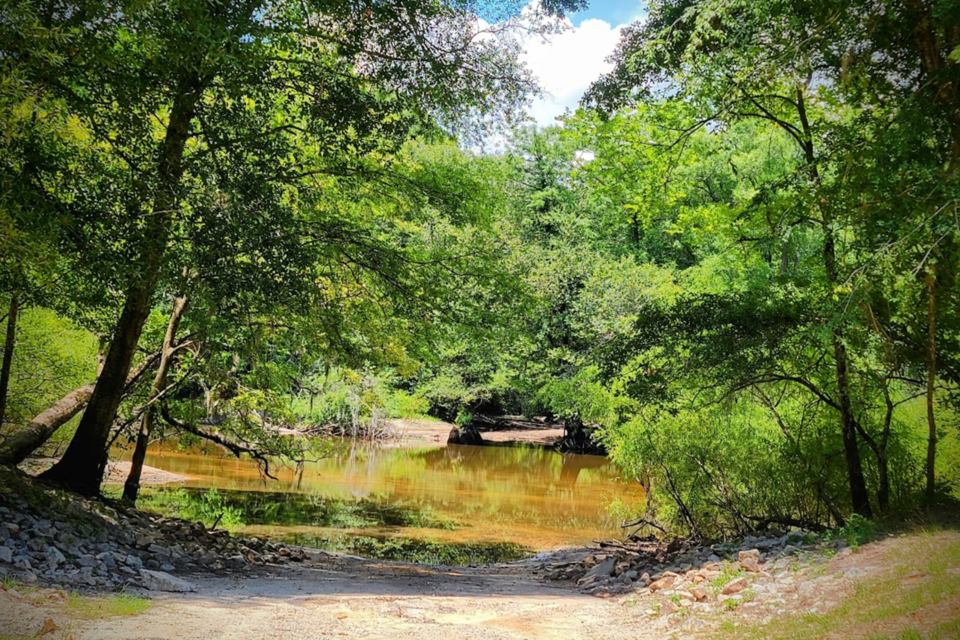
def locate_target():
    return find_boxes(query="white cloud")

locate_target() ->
[520,9,640,126]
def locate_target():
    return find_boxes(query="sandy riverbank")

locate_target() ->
[387,418,566,448]
[19,457,192,485]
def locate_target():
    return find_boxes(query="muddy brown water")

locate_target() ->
[114,441,644,560]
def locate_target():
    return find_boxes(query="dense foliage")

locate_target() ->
[1,0,958,536]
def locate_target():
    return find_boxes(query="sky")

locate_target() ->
[521,1,647,126]
[568,0,647,27]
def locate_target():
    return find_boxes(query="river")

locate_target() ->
[117,440,643,564]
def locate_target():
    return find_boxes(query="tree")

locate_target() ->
[0,0,586,494]
[580,0,960,517]
[0,293,19,429]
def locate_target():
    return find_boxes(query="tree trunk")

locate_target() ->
[925,267,937,498]
[818,193,872,517]
[39,80,201,496]
[876,451,889,512]
[904,0,960,169]
[0,350,162,467]
[0,384,94,465]
[796,85,872,517]
[833,336,872,517]
[876,382,895,514]
[123,292,188,503]
[0,292,20,430]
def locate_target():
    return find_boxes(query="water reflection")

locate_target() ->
[120,441,643,552]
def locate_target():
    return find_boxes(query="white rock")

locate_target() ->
[721,577,748,595]
[581,557,616,582]
[682,617,709,632]
[139,569,196,592]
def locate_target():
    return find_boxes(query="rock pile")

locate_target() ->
[537,530,851,608]
[0,478,306,591]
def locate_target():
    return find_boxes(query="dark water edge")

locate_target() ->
[280,532,532,565]
[118,486,533,564]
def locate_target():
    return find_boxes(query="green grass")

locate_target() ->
[0,575,40,596]
[0,580,149,639]
[64,591,152,619]
[868,621,960,640]
[726,531,960,640]
[708,562,746,597]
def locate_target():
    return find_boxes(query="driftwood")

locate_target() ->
[468,414,557,432]
[743,514,827,533]
[622,517,667,535]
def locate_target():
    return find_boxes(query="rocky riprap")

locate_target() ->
[532,531,855,626]
[0,472,306,592]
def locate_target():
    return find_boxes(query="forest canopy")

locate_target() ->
[1,0,958,536]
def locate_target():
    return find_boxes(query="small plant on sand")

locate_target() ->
[723,597,741,611]
[66,590,152,619]
[823,514,876,550]
[839,514,876,549]
[709,563,745,596]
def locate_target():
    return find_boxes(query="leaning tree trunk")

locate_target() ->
[123,291,188,503]
[902,0,954,500]
[0,384,94,465]
[904,0,960,170]
[925,266,938,498]
[0,292,20,430]
[0,351,160,466]
[40,82,200,496]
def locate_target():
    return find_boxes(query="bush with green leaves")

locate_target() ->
[0,307,98,428]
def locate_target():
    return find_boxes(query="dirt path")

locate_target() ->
[2,533,957,640]
[14,555,655,640]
